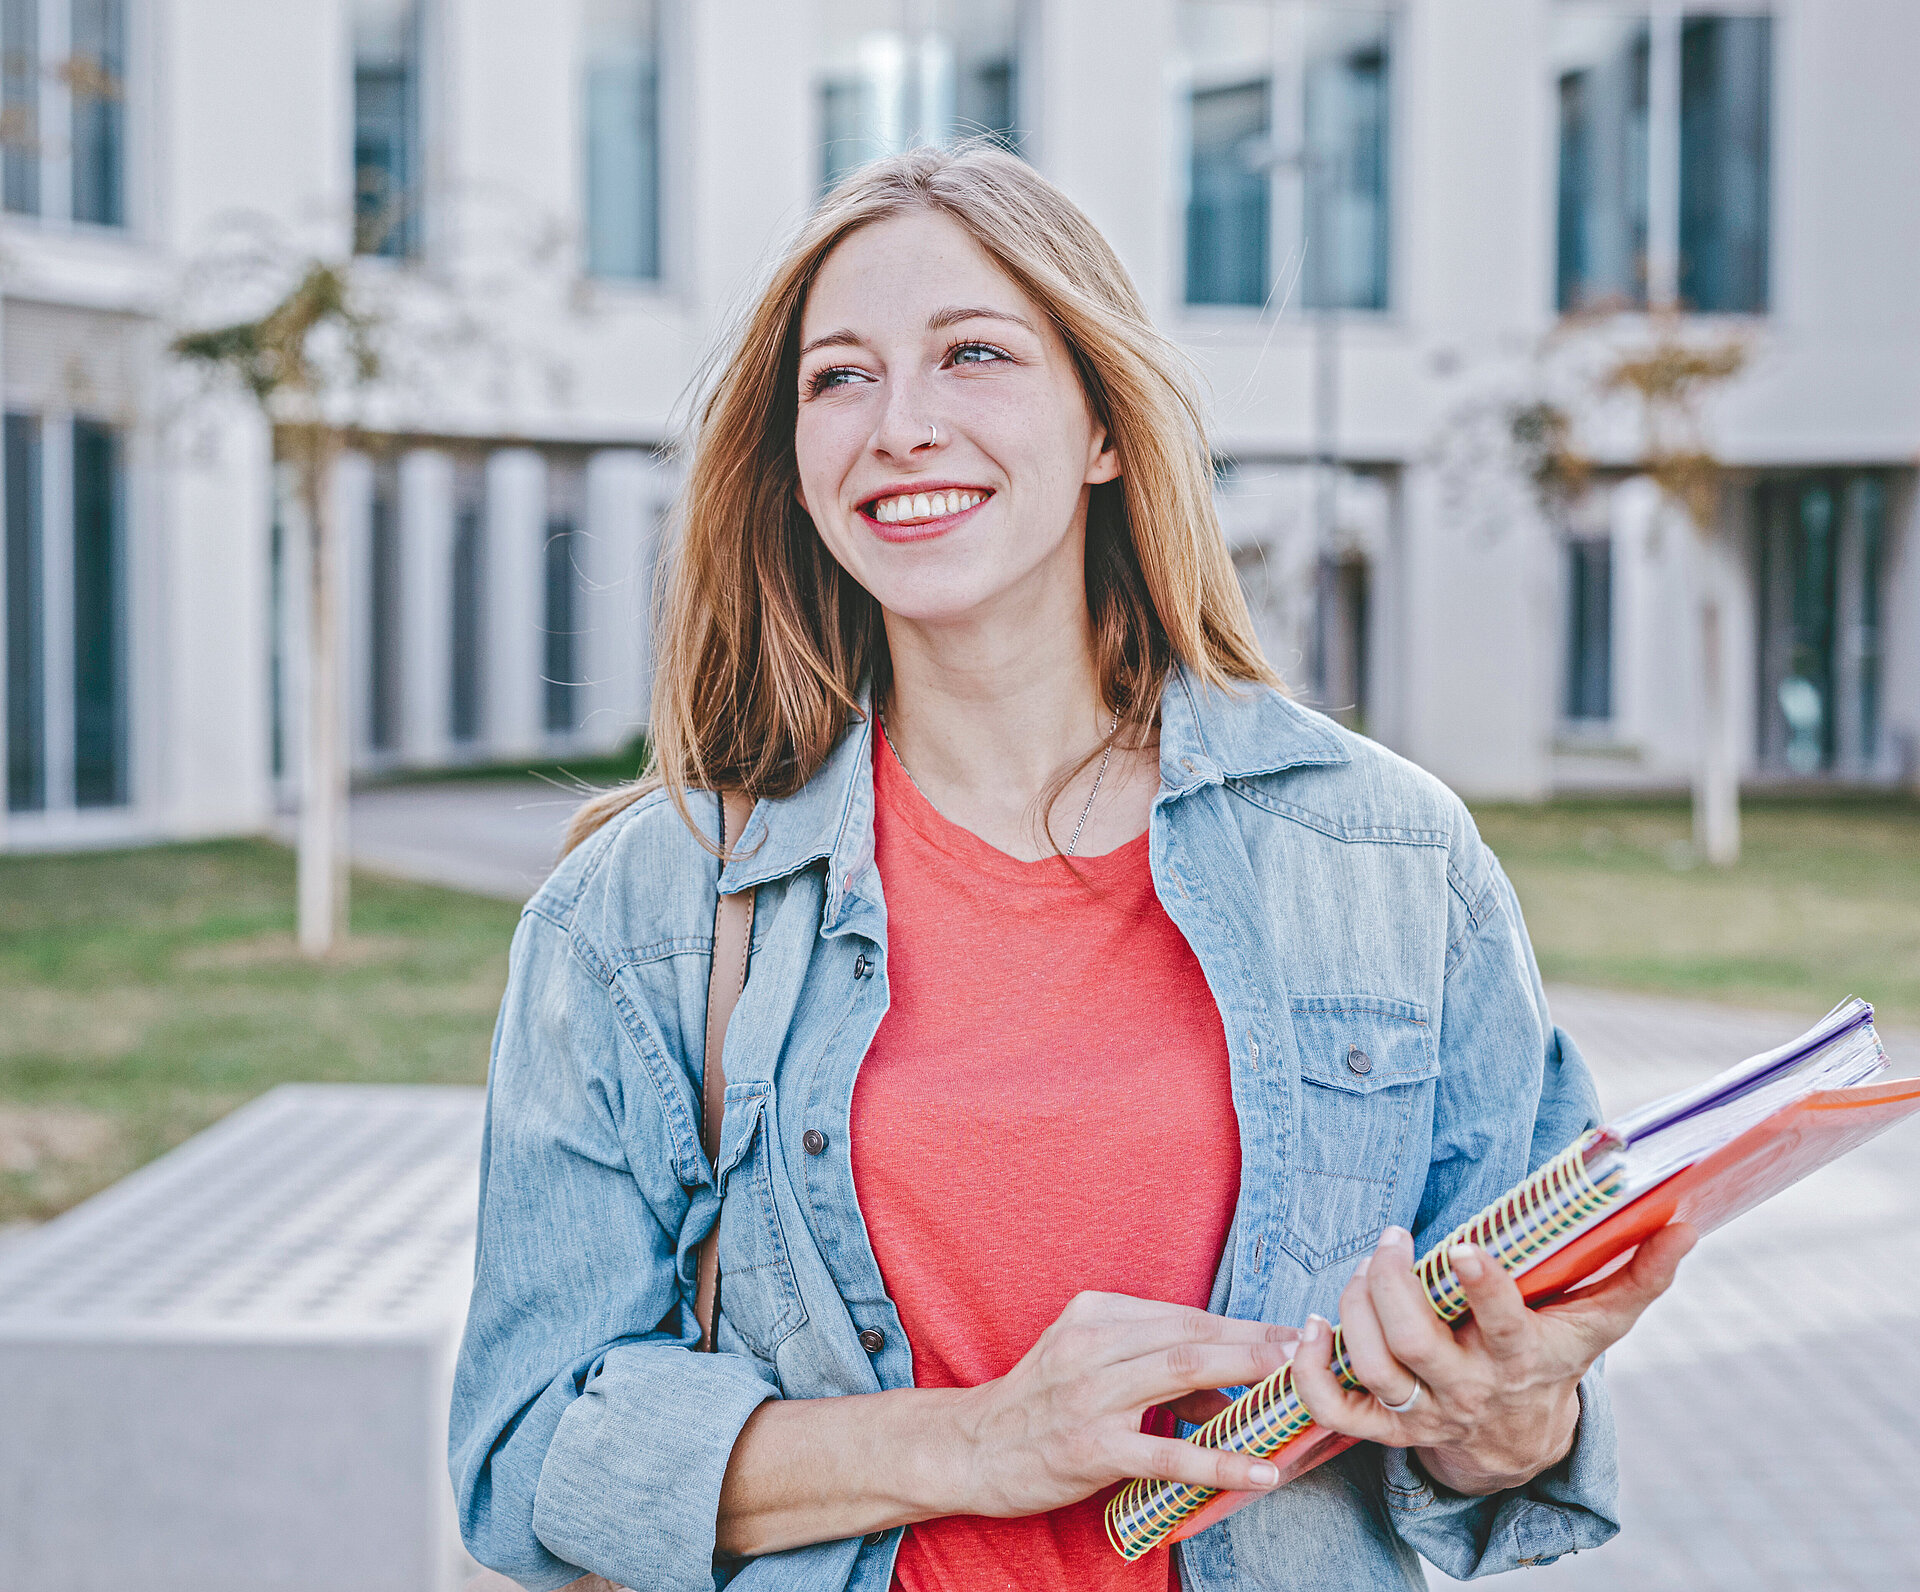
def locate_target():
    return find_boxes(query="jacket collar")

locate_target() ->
[717,663,1350,910]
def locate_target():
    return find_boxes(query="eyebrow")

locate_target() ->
[798,306,1036,360]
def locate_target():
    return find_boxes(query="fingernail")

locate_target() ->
[1305,1314,1329,1342]
[1384,1226,1409,1246]
[1451,1243,1483,1281]
[1249,1461,1280,1487]
[1353,1256,1372,1278]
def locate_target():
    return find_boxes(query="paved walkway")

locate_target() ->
[352,781,1920,1588]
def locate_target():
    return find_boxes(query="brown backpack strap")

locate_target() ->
[695,789,756,1353]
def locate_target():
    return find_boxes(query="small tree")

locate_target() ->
[173,264,380,955]
[1512,316,1747,863]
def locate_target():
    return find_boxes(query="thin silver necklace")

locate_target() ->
[878,707,1122,857]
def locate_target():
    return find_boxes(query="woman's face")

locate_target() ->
[793,208,1119,629]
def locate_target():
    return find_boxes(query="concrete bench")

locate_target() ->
[0,1084,485,1592]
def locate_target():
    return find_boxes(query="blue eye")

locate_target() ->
[949,341,1009,366]
[805,365,867,397]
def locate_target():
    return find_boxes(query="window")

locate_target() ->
[543,514,578,734]
[354,0,421,258]
[5,413,43,811]
[1755,474,1885,775]
[819,0,1021,192]
[1553,15,1648,310]
[1554,6,1770,314]
[1678,16,1769,313]
[1563,535,1613,722]
[367,461,401,752]
[1180,4,1393,312]
[1,0,126,227]
[450,464,484,744]
[584,0,661,280]
[71,418,124,805]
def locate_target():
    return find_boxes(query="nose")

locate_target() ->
[871,367,941,460]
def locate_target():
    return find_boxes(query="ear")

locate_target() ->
[1084,425,1122,487]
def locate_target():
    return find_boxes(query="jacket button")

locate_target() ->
[802,1128,828,1155]
[863,1531,887,1546]
[1347,1045,1373,1076]
[853,953,870,979]
[859,1327,886,1353]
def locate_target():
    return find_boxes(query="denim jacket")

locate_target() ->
[449,667,1621,1592]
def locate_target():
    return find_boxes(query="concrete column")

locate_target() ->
[398,449,455,767]
[483,448,547,760]
[334,450,375,766]
[581,449,668,756]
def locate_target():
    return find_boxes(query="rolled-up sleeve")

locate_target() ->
[449,908,778,1592]
[1384,844,1621,1578]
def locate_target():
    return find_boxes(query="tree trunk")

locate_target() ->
[1694,588,1741,865]
[296,427,348,955]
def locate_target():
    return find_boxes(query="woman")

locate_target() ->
[449,145,1691,1592]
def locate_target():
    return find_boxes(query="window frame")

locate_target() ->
[0,0,137,237]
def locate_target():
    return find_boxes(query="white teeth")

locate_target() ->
[870,489,986,523]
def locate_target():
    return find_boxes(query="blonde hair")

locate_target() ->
[565,141,1274,856]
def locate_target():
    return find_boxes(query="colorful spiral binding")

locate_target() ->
[1104,1131,1626,1561]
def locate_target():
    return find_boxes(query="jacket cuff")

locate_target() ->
[532,1344,779,1592]
[1378,1365,1620,1578]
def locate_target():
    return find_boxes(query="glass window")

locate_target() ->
[1301,11,1390,310]
[2,0,40,216]
[1552,12,1648,311]
[69,0,123,226]
[1187,82,1270,307]
[368,462,401,752]
[71,418,125,807]
[5,412,43,811]
[1180,3,1393,312]
[1679,14,1769,313]
[354,0,422,258]
[543,513,578,734]
[819,0,1021,192]
[450,468,484,744]
[1563,534,1613,721]
[584,0,661,280]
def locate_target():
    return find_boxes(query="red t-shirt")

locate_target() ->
[851,724,1242,1591]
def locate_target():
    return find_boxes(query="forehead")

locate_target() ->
[800,208,1039,340]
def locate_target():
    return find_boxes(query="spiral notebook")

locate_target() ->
[1106,998,1920,1561]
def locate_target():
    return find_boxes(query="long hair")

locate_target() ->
[564,141,1275,856]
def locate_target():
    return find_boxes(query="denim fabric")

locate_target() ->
[449,666,1620,1592]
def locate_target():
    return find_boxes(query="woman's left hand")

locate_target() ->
[1289,1220,1697,1495]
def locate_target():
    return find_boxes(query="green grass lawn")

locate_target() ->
[3,796,1917,1225]
[0,840,518,1225]
[1476,796,1920,1027]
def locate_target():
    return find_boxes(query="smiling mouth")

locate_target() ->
[860,487,993,528]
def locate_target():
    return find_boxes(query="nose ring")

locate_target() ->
[926,423,938,448]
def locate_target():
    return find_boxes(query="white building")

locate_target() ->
[2,0,1915,852]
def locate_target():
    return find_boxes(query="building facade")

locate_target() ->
[2,0,1916,853]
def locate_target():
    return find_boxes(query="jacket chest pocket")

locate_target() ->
[712,1083,807,1359]
[1281,999,1439,1273]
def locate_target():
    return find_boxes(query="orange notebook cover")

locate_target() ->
[1133,1070,1920,1552]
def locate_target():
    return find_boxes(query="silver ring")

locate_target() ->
[926,422,938,448]
[1376,1378,1424,1415]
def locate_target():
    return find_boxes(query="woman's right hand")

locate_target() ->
[948,1291,1300,1517]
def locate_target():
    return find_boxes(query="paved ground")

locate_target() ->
[349,778,575,901]
[350,781,1920,1589]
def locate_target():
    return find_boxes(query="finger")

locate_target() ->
[1540,1222,1698,1355]
[1119,1433,1286,1495]
[1364,1227,1464,1381]
[1288,1314,1396,1444]
[1335,1257,1420,1408]
[1088,1305,1301,1369]
[1107,1335,1297,1412]
[1449,1242,1532,1362]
